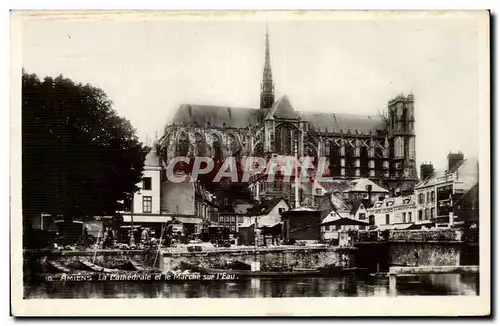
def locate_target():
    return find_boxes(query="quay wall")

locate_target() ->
[23,250,159,276]
[160,247,356,272]
[23,246,357,273]
[355,241,479,272]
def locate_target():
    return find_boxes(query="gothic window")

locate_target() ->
[403,106,408,131]
[354,140,360,157]
[211,134,223,162]
[254,142,264,157]
[176,131,190,157]
[324,140,330,157]
[194,133,207,157]
[275,124,297,155]
[227,134,241,157]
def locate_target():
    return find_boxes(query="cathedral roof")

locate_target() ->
[298,111,384,134]
[170,99,385,135]
[265,95,300,120]
[171,104,264,128]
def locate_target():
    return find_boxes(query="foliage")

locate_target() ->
[22,71,149,220]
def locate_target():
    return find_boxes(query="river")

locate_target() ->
[24,273,479,299]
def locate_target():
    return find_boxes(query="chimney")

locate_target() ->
[447,152,464,172]
[420,162,435,180]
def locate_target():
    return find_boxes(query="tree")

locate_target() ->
[22,71,149,223]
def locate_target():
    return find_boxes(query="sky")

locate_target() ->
[20,11,482,172]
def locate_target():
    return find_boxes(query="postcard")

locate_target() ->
[10,10,490,316]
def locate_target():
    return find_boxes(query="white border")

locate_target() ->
[9,9,491,317]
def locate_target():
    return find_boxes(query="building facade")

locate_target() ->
[123,150,218,235]
[367,195,416,227]
[156,30,418,195]
[414,153,479,227]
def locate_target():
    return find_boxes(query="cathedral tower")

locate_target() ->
[388,93,418,188]
[260,28,275,109]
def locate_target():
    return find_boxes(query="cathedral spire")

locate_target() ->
[260,25,275,109]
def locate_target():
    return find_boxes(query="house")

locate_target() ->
[237,198,289,246]
[218,199,254,233]
[246,198,289,228]
[321,197,370,240]
[414,153,479,227]
[367,195,416,228]
[349,201,369,228]
[122,149,218,238]
[342,178,390,204]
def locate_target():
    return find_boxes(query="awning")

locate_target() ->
[376,223,415,231]
[122,215,173,223]
[321,217,370,227]
[174,217,203,224]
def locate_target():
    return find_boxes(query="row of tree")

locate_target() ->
[22,71,149,224]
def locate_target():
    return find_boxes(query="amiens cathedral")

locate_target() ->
[156,30,418,201]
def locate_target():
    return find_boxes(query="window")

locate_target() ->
[386,200,394,207]
[325,225,330,231]
[385,214,390,225]
[408,212,412,222]
[238,216,244,223]
[426,192,430,203]
[402,212,406,223]
[231,216,236,223]
[142,196,152,213]
[403,198,411,205]
[375,202,382,208]
[358,213,366,220]
[425,208,429,220]
[418,210,423,221]
[431,191,435,202]
[279,208,285,214]
[316,188,322,195]
[143,177,152,190]
[431,208,435,219]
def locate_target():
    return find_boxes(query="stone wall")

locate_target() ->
[389,229,462,242]
[389,242,461,267]
[23,249,160,276]
[24,247,357,274]
[161,247,356,272]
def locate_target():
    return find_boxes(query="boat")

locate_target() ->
[78,260,120,273]
[45,260,72,273]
